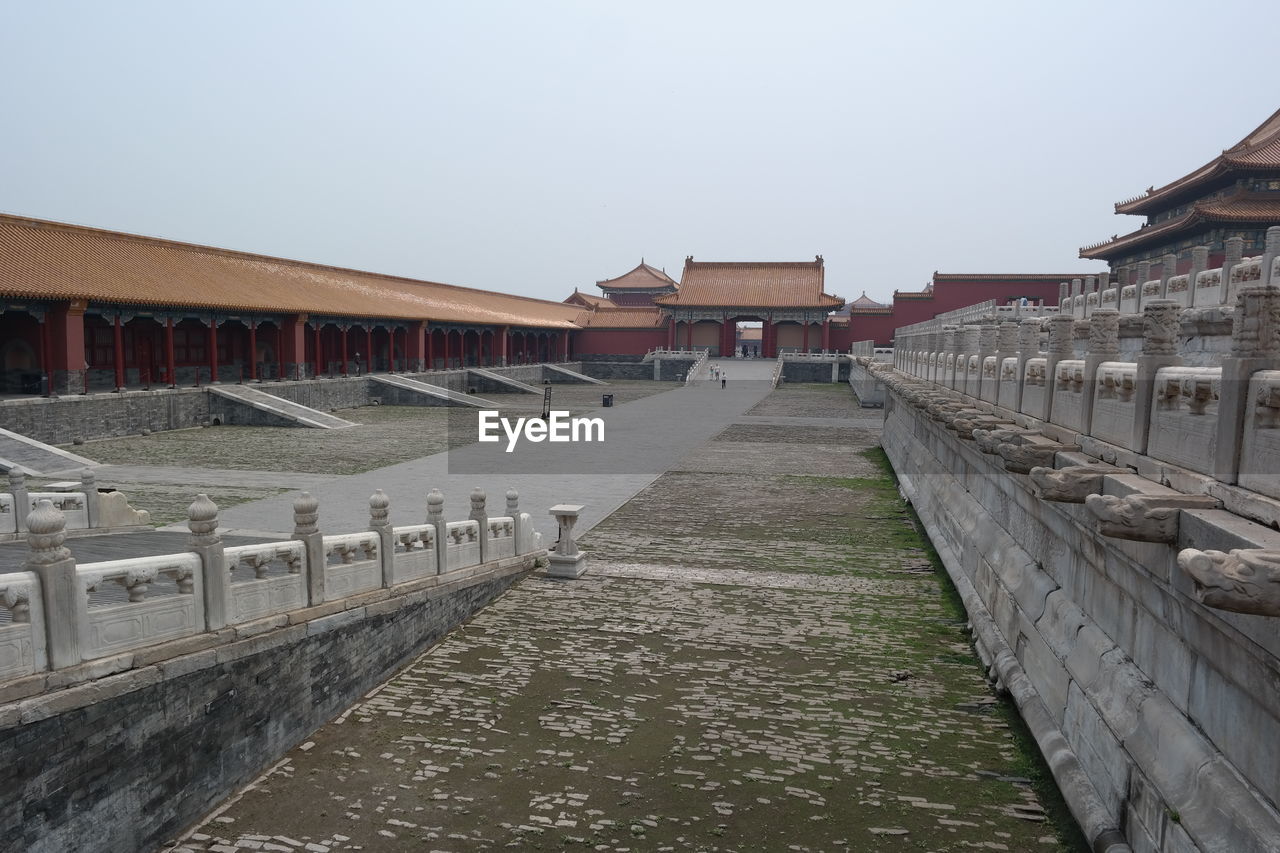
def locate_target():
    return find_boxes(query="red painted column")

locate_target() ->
[208,321,219,383]
[684,320,693,350]
[366,326,373,373]
[666,317,676,350]
[425,326,434,370]
[445,330,453,368]
[499,326,509,366]
[340,327,349,376]
[821,319,831,351]
[313,324,322,377]
[802,320,810,353]
[113,315,125,390]
[37,318,50,396]
[277,324,286,379]
[248,322,258,381]
[165,319,176,387]
[46,300,86,395]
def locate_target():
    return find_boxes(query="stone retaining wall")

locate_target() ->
[880,384,1280,853]
[0,556,534,853]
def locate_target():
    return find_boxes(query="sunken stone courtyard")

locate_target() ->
[154,383,1077,852]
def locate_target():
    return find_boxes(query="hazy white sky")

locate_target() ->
[2,1,1276,305]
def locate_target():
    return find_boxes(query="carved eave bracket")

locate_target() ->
[998,442,1079,474]
[1085,493,1220,543]
[1177,548,1280,616]
[1030,464,1116,503]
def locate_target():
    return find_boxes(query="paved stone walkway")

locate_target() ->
[165,384,1079,853]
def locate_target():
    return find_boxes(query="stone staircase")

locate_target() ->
[206,385,357,429]
[371,375,498,409]
[467,367,541,394]
[0,426,98,476]
[543,363,608,385]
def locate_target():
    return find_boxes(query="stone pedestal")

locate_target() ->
[547,503,588,579]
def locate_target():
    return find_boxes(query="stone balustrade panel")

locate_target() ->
[1118,285,1138,314]
[1145,366,1223,477]
[78,553,203,660]
[964,355,982,397]
[1165,274,1192,308]
[487,516,516,560]
[997,357,1020,409]
[1238,370,1280,500]
[1085,291,1100,317]
[979,356,999,401]
[1090,362,1139,449]
[30,492,89,530]
[1193,269,1224,307]
[516,512,542,554]
[1138,280,1163,310]
[321,531,381,600]
[445,520,482,570]
[0,494,14,534]
[224,541,306,624]
[1099,288,1119,311]
[390,523,437,584]
[1072,294,1086,318]
[1020,357,1049,417]
[0,571,43,679]
[1049,359,1087,432]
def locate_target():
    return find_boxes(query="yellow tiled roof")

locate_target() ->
[0,214,582,328]
[655,259,843,309]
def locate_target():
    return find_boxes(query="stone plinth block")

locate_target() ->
[548,503,588,579]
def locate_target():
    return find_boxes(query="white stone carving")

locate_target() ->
[1146,366,1222,477]
[487,515,516,560]
[0,571,43,679]
[29,492,89,530]
[998,442,1078,474]
[445,520,482,570]
[78,553,203,659]
[1178,548,1280,616]
[1085,493,1219,543]
[390,523,437,584]
[1239,371,1280,500]
[1030,464,1113,503]
[224,541,307,623]
[322,531,381,599]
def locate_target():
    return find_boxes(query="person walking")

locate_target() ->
[721,371,727,389]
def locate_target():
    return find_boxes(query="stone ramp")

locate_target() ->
[468,367,541,394]
[543,363,608,385]
[0,426,98,476]
[371,374,498,408]
[206,385,357,429]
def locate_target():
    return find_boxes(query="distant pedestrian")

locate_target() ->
[721,372,727,389]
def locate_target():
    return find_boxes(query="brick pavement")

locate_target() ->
[165,383,1081,853]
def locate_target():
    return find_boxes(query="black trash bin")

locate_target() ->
[602,394,614,408]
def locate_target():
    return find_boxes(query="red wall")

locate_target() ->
[574,328,666,356]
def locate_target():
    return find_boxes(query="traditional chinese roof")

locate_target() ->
[595,260,678,292]
[654,258,843,309]
[1114,108,1280,215]
[564,289,615,309]
[0,214,582,328]
[1080,194,1280,260]
[849,291,887,309]
[575,306,667,328]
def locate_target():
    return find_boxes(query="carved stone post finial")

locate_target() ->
[369,489,390,529]
[291,492,325,606]
[470,486,489,563]
[26,499,82,668]
[1088,309,1121,358]
[293,492,319,536]
[1047,315,1075,356]
[1142,300,1181,356]
[187,493,229,629]
[426,488,447,573]
[1231,284,1280,358]
[506,488,519,516]
[1224,237,1245,270]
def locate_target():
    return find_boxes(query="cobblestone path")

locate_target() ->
[167,385,1078,853]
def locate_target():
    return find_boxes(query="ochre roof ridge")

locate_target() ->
[1114,107,1280,214]
[596,260,678,288]
[0,212,580,319]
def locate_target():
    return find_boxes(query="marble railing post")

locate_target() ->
[1263,226,1280,286]
[1214,284,1280,483]
[1042,314,1075,421]
[978,323,999,402]
[1189,246,1209,288]
[426,488,448,572]
[80,470,99,529]
[960,325,981,394]
[1132,300,1184,454]
[26,499,80,668]
[292,492,325,605]
[1223,236,1246,306]
[506,488,522,549]
[942,325,960,389]
[188,494,229,630]
[1058,281,1069,309]
[369,489,393,586]
[9,471,29,532]
[1014,318,1041,413]
[1080,309,1120,436]
[926,329,941,382]
[470,487,489,563]
[1160,253,1179,297]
